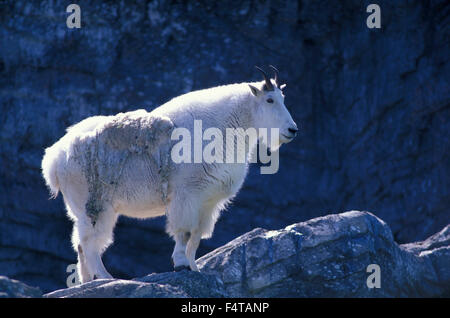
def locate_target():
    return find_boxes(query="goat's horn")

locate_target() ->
[255,66,274,91]
[269,65,280,88]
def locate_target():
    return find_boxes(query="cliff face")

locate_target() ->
[2,211,449,298]
[0,1,449,292]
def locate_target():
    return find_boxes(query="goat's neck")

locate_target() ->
[223,92,259,163]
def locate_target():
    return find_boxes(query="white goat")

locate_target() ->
[41,66,298,282]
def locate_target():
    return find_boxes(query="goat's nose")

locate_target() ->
[288,127,298,135]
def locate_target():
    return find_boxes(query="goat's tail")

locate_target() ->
[41,144,63,198]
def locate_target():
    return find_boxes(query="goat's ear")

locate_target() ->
[280,83,287,90]
[248,84,261,96]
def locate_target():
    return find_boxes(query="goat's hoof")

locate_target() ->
[174,265,191,272]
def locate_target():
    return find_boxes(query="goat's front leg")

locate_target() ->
[172,231,191,271]
[167,192,202,271]
[186,231,201,271]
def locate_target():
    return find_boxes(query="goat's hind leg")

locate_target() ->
[71,225,91,283]
[71,206,118,282]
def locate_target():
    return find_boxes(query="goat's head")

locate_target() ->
[249,65,298,151]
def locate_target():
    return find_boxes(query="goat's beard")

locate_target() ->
[269,138,282,152]
[258,128,282,153]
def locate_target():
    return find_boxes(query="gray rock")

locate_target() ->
[44,279,188,298]
[32,211,450,298]
[0,276,42,298]
[135,270,228,297]
[44,270,227,298]
[198,211,450,297]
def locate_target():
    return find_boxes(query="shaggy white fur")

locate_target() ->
[42,76,297,282]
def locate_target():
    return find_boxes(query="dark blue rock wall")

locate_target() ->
[0,0,448,292]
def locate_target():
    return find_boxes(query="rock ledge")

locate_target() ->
[2,211,449,298]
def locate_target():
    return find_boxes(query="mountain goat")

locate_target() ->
[41,66,298,282]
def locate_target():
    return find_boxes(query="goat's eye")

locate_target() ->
[266,98,274,104]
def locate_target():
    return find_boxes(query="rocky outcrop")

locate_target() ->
[44,271,226,298]
[0,276,42,298]
[44,278,190,298]
[0,0,449,292]
[198,211,450,297]
[2,211,443,298]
